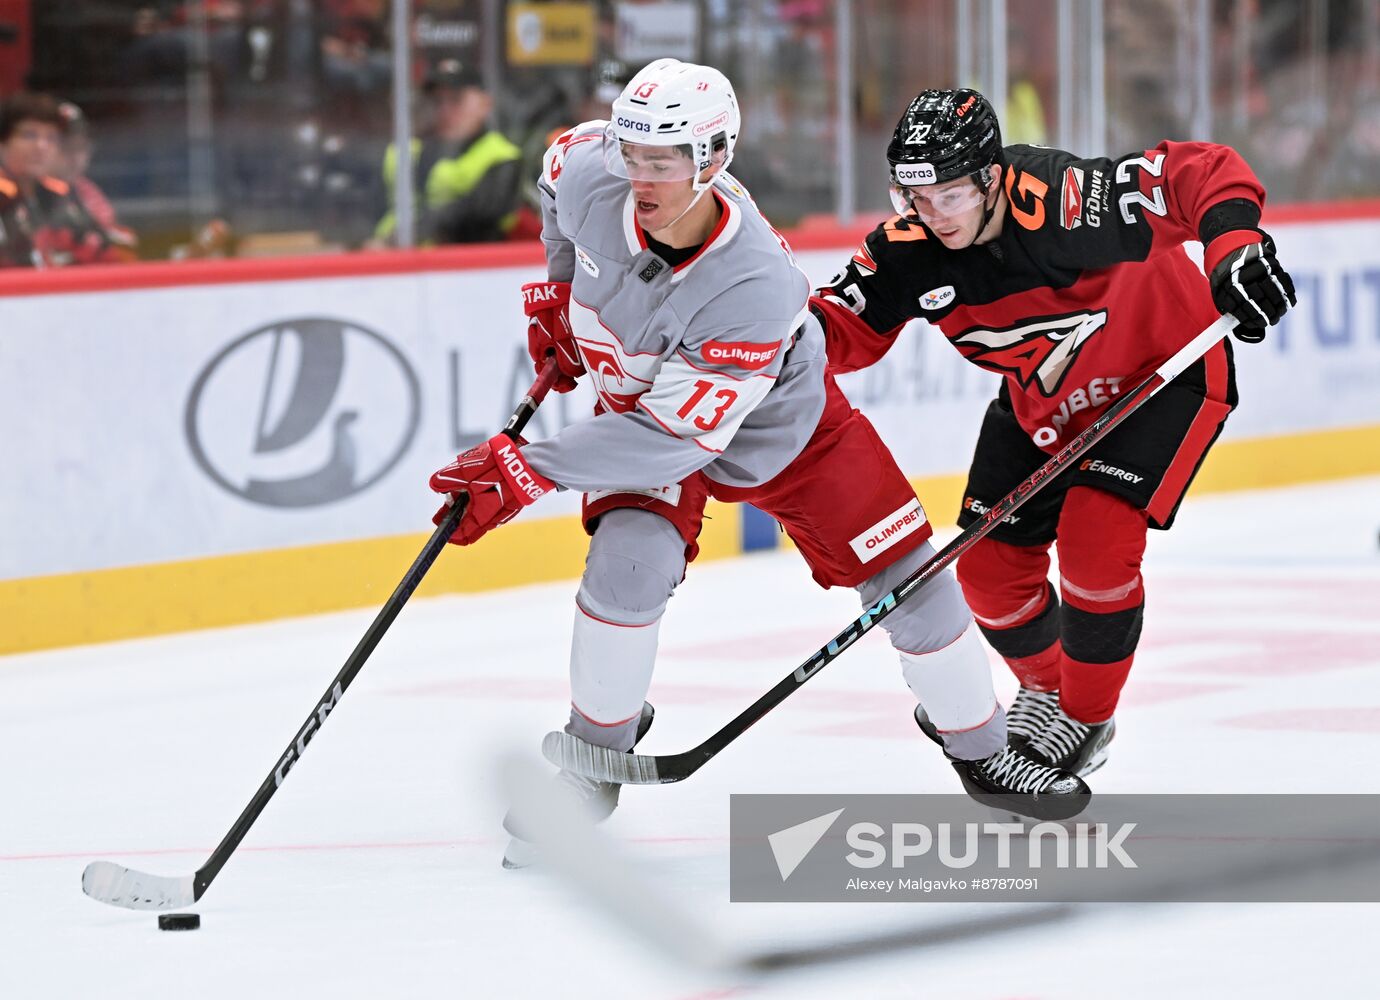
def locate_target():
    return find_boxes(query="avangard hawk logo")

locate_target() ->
[954,311,1108,396]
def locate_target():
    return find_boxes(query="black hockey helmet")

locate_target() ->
[886,88,1003,190]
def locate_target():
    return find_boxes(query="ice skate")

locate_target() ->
[1005,686,1062,749]
[913,706,1090,821]
[914,685,1061,751]
[502,702,655,869]
[1019,706,1116,777]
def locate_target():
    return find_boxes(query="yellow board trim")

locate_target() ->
[4,423,1379,656]
[910,423,1380,527]
[1,502,740,656]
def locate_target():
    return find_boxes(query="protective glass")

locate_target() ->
[603,125,699,182]
[889,178,987,223]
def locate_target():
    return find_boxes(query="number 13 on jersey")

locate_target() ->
[676,379,739,431]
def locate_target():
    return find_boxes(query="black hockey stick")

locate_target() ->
[543,316,1237,784]
[82,358,561,911]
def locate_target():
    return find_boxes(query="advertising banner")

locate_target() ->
[3,216,1377,585]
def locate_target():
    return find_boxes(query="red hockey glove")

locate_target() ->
[522,281,583,393]
[429,434,556,546]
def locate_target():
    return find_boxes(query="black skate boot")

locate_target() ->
[1019,706,1115,777]
[502,702,655,869]
[1005,686,1062,750]
[913,706,1090,822]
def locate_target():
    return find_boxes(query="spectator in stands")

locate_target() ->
[320,0,391,99]
[0,92,124,267]
[510,58,634,242]
[55,102,139,260]
[373,59,523,246]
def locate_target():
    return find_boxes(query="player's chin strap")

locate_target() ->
[959,165,1002,249]
[645,158,729,241]
[657,183,715,236]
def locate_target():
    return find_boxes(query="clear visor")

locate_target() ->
[603,125,700,182]
[888,178,987,223]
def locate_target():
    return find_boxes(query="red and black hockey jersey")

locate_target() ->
[814,141,1267,450]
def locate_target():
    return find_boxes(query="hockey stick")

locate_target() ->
[499,751,1077,976]
[82,358,562,911]
[544,315,1237,784]
[502,752,1380,978]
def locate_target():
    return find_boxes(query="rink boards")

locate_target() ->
[3,207,1379,653]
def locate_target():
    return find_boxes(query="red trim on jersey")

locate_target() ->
[668,191,732,273]
[634,398,724,453]
[1202,229,1263,275]
[1146,341,1230,523]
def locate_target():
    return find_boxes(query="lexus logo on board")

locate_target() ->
[185,317,420,508]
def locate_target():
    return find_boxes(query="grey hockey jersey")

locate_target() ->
[521,121,828,492]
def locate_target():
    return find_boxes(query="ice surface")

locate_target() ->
[3,477,1378,998]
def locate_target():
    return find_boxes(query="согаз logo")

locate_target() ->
[185,317,420,507]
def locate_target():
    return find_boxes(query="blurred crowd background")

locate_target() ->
[1,0,1376,265]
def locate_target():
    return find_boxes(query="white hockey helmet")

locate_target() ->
[604,58,740,190]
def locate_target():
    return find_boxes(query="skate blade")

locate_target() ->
[501,837,538,870]
[1077,746,1110,777]
[981,800,1114,832]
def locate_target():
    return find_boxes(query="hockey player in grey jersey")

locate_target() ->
[426,59,1089,865]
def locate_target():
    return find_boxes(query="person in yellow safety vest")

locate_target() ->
[375,59,522,245]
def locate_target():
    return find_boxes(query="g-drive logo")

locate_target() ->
[769,808,1137,882]
[185,317,420,508]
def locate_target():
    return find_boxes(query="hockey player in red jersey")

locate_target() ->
[812,89,1295,778]
[428,65,1090,864]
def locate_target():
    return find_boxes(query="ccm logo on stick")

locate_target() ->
[703,339,781,370]
[849,499,928,560]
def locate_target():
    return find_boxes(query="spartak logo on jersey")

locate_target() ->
[954,310,1108,397]
[1061,166,1085,230]
[578,340,652,413]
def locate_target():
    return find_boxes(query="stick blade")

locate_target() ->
[81,861,196,910]
[499,752,739,973]
[541,731,661,784]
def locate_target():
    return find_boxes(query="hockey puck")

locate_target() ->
[157,913,201,931]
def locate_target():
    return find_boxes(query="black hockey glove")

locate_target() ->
[1207,233,1296,344]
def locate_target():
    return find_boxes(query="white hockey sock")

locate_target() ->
[899,620,1003,758]
[569,603,661,748]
